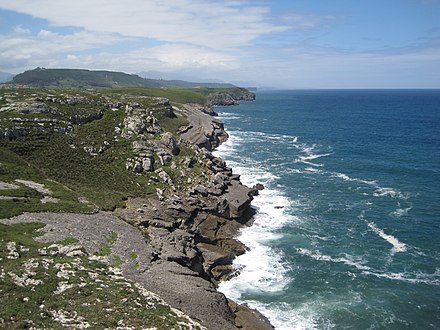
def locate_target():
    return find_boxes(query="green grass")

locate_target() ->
[0,149,92,218]
[0,222,200,329]
[108,87,208,105]
[96,232,118,256]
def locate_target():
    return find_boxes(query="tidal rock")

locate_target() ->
[223,181,254,219]
[229,301,274,330]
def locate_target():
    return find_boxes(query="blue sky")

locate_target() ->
[0,0,439,88]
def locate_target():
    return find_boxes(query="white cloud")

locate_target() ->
[0,0,288,49]
[0,28,121,71]
[53,44,239,75]
[148,44,239,70]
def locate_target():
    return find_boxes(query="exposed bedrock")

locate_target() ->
[176,104,228,151]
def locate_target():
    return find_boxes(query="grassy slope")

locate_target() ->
[0,87,209,217]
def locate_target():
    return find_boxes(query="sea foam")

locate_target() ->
[214,130,295,327]
[365,220,407,254]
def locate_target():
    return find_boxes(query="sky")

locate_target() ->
[0,0,439,88]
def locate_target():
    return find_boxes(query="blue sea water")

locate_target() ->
[213,90,440,329]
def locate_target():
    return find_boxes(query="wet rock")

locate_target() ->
[229,300,274,330]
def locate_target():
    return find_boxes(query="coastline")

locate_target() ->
[0,90,274,330]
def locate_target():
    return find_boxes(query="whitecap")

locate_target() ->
[390,207,412,217]
[366,221,407,254]
[332,172,377,186]
[297,248,371,271]
[247,301,328,330]
[373,187,409,200]
[217,112,241,118]
[300,152,333,161]
[304,167,322,173]
[362,269,440,286]
[296,159,325,167]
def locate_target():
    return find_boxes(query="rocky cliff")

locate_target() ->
[207,88,256,107]
[0,86,271,329]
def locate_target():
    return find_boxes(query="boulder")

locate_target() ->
[161,132,180,155]
[141,156,154,172]
[157,151,172,165]
[229,301,274,330]
[122,115,146,137]
[223,181,254,219]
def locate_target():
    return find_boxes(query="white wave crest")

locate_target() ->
[390,207,412,217]
[300,153,333,161]
[373,187,408,200]
[333,172,377,186]
[362,269,440,286]
[248,301,331,330]
[297,248,371,271]
[366,221,407,254]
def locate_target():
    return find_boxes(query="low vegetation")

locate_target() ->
[0,86,206,214]
[0,222,201,329]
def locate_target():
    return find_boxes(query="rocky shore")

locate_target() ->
[0,87,271,329]
[117,99,272,329]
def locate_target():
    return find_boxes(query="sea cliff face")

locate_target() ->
[208,89,256,107]
[0,86,272,329]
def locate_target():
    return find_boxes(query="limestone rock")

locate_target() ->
[161,132,180,155]
[18,102,52,114]
[122,116,146,137]
[223,181,254,219]
[229,300,274,330]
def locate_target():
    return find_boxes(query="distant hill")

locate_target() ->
[0,71,13,83]
[138,71,236,88]
[156,79,236,88]
[11,68,237,89]
[12,68,161,88]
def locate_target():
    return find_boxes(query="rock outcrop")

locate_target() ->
[208,89,256,107]
[176,104,228,151]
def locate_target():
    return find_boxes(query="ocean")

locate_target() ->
[213,90,440,329]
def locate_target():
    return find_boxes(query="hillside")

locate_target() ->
[12,68,160,88]
[11,68,242,89]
